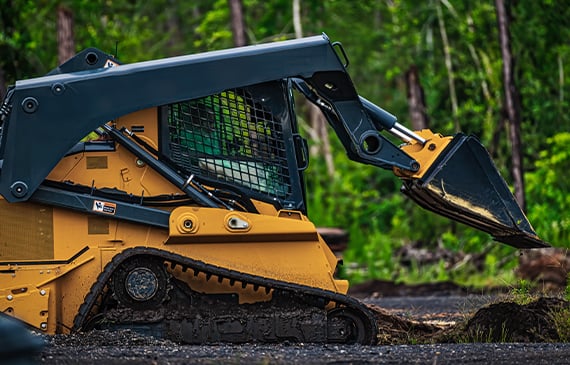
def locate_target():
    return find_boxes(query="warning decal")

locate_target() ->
[93,200,117,215]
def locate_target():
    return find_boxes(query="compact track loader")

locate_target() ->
[0,34,547,344]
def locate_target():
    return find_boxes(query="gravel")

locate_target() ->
[8,293,570,365]
[39,342,570,365]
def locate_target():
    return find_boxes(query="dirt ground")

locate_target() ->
[36,293,570,365]
[2,281,567,365]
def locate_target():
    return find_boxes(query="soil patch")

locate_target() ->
[462,297,569,342]
[435,297,570,343]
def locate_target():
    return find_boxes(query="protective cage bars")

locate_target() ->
[163,87,293,202]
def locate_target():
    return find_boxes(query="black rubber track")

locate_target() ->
[73,247,379,344]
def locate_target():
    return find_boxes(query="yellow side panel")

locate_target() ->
[162,207,342,291]
[115,108,159,149]
[0,200,54,260]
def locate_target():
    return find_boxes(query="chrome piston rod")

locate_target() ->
[390,122,427,145]
[359,96,427,145]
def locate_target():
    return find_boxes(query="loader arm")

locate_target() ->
[0,34,414,204]
[0,34,547,248]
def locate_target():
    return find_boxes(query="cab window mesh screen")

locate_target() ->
[166,89,291,199]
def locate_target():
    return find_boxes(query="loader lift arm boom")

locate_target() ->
[0,34,547,248]
[0,34,417,203]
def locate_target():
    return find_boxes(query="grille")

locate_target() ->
[0,200,53,260]
[166,89,291,199]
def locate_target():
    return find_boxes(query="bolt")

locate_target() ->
[40,322,47,330]
[183,220,193,229]
[136,159,145,167]
[428,143,437,151]
[40,289,46,296]
[7,295,13,301]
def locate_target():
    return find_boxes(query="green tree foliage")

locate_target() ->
[526,133,570,245]
[0,1,55,87]
[510,1,570,160]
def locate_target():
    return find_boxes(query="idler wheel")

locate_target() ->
[327,307,375,344]
[111,256,170,309]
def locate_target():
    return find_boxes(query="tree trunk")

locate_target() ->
[293,0,303,39]
[228,0,247,47]
[436,0,459,132]
[310,104,334,176]
[405,65,429,131]
[57,5,75,65]
[165,0,183,55]
[292,0,334,176]
[495,0,526,211]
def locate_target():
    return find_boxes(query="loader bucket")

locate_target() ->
[401,133,548,249]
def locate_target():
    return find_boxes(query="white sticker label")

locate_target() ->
[93,200,117,215]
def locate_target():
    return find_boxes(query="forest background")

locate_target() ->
[1,0,568,287]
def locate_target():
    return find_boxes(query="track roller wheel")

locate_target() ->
[111,256,170,309]
[327,307,376,345]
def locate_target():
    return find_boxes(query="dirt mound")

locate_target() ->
[463,297,569,342]
[432,297,570,343]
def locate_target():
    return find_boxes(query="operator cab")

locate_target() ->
[159,80,308,213]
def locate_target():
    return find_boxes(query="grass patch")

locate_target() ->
[551,307,570,342]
